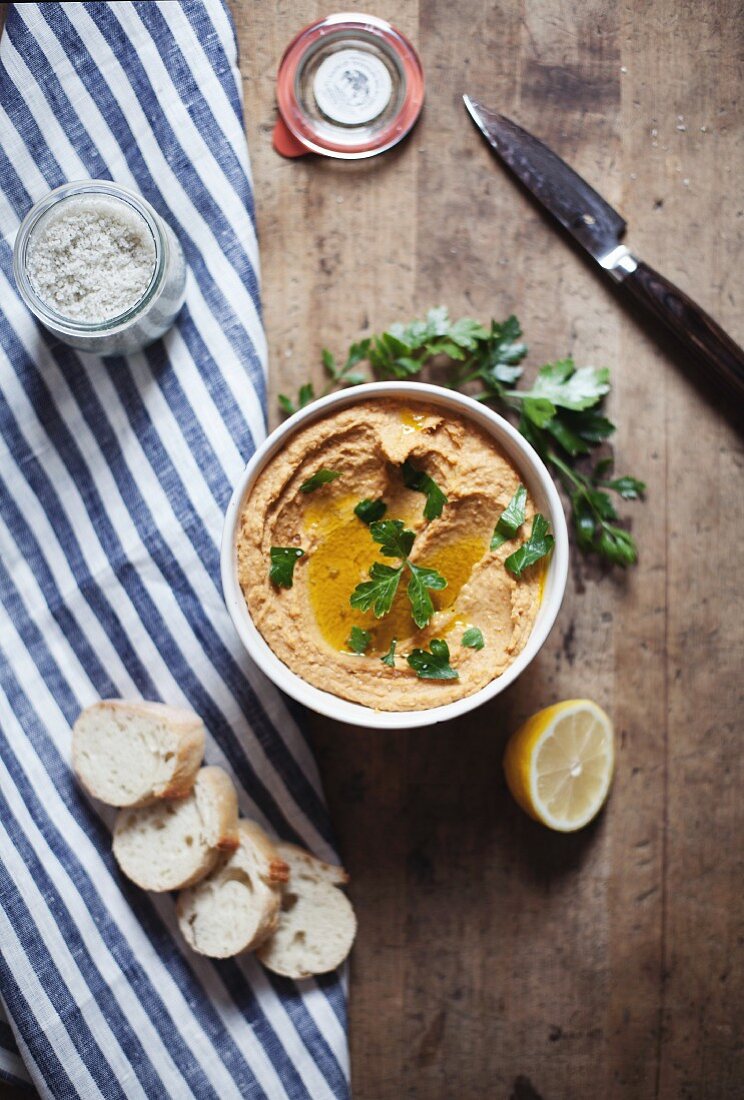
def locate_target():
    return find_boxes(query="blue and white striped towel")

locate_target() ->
[0,3,350,1097]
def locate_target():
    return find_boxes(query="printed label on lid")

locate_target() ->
[313,49,393,126]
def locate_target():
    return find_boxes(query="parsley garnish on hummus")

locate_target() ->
[349,520,447,629]
[347,626,371,654]
[350,562,403,618]
[461,627,485,650]
[401,459,448,521]
[354,498,387,524]
[504,514,554,578]
[300,468,341,494]
[407,562,447,629]
[381,639,397,667]
[371,519,415,559]
[407,639,459,680]
[490,485,527,550]
[269,546,304,588]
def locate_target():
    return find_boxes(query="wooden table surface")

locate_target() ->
[233,2,743,1098]
[1,3,741,1099]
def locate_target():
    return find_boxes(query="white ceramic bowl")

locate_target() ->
[221,382,569,729]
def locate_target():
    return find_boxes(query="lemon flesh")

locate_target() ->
[503,700,614,832]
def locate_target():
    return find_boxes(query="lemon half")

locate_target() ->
[503,700,614,832]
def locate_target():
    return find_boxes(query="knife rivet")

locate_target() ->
[581,213,596,225]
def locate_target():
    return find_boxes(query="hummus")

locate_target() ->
[237,399,544,710]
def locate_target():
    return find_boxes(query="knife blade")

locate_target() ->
[464,95,744,402]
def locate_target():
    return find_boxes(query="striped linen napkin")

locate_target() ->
[0,3,350,1097]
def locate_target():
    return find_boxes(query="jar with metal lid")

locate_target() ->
[13,180,187,356]
[274,12,425,159]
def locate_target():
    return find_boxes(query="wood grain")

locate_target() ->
[232,1,744,1098]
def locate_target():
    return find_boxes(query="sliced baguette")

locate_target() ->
[177,820,289,958]
[113,766,239,892]
[73,700,205,808]
[257,843,356,980]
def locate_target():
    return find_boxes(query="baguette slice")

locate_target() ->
[113,766,239,892]
[73,700,205,808]
[177,820,289,958]
[257,843,356,980]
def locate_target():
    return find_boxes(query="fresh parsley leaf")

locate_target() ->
[590,488,618,521]
[356,520,445,628]
[447,316,491,349]
[347,626,371,654]
[490,485,527,549]
[566,409,615,443]
[598,524,638,565]
[269,546,304,588]
[354,498,387,524]
[381,639,397,668]
[369,519,415,560]
[461,627,484,650]
[522,397,557,429]
[323,341,371,387]
[406,562,447,629]
[300,468,341,494]
[511,360,610,412]
[550,451,640,564]
[603,475,646,500]
[407,638,459,680]
[401,459,448,521]
[504,514,555,578]
[484,314,527,367]
[543,417,592,456]
[279,383,315,417]
[350,562,403,618]
[453,315,527,397]
[571,493,598,550]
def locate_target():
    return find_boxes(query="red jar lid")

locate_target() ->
[274,12,424,160]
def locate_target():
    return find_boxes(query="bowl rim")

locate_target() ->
[221,381,569,729]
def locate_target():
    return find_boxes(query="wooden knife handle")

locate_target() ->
[621,259,744,402]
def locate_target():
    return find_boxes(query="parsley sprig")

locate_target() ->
[407,638,458,680]
[354,498,387,524]
[279,308,645,566]
[269,547,304,588]
[401,459,447,521]
[347,626,371,654]
[491,485,527,550]
[461,627,484,650]
[300,468,341,494]
[504,514,555,578]
[349,520,447,629]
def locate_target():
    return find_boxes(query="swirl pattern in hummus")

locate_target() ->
[237,400,543,711]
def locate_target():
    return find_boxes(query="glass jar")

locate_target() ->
[13,180,187,356]
[274,13,425,159]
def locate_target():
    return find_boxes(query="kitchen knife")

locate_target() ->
[464,96,744,402]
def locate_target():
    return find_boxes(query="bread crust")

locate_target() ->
[112,766,241,892]
[72,699,205,808]
[238,820,290,884]
[257,843,356,980]
[275,841,349,886]
[176,820,287,957]
[194,765,239,851]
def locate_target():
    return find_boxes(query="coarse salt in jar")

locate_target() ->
[13,180,187,356]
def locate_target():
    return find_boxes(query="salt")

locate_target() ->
[15,180,186,355]
[26,195,156,323]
